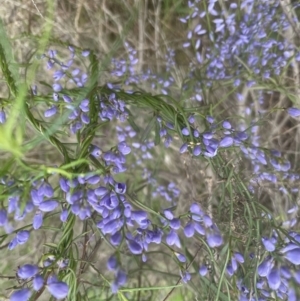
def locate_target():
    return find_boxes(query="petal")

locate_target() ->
[176,253,186,263]
[267,268,281,290]
[0,209,7,226]
[257,259,272,277]
[39,200,58,212]
[199,265,208,276]
[110,231,122,246]
[116,269,127,286]
[219,136,233,148]
[184,222,195,237]
[287,107,300,117]
[47,281,69,299]
[169,218,181,230]
[262,237,276,252]
[234,252,244,263]
[207,232,223,247]
[0,111,6,124]
[194,223,205,235]
[284,248,300,265]
[33,212,43,230]
[10,289,31,301]
[17,230,30,244]
[107,256,118,271]
[166,230,181,248]
[115,182,126,194]
[126,239,143,254]
[17,264,39,279]
[180,143,188,154]
[118,142,131,155]
[193,145,201,156]
[33,275,44,291]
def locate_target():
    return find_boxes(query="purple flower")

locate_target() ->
[231,257,238,272]
[44,106,57,118]
[262,237,276,252]
[111,269,127,293]
[95,187,108,196]
[82,50,90,57]
[203,215,213,227]
[164,209,174,220]
[53,70,65,81]
[257,258,273,277]
[219,136,233,148]
[0,111,6,124]
[107,256,118,271]
[190,203,202,215]
[184,222,195,237]
[47,60,54,69]
[166,230,181,248]
[176,253,186,262]
[280,266,291,279]
[131,211,147,224]
[188,115,195,123]
[47,281,69,299]
[199,265,208,276]
[62,95,72,103]
[17,264,39,279]
[226,264,234,277]
[180,143,188,154]
[206,232,223,247]
[38,182,54,197]
[203,132,214,139]
[267,268,281,290]
[222,121,232,129]
[287,107,300,117]
[81,113,90,124]
[10,289,31,301]
[39,200,58,212]
[234,252,244,263]
[284,248,300,265]
[53,92,59,101]
[118,142,131,155]
[33,275,44,291]
[52,83,62,92]
[0,209,7,226]
[193,145,201,156]
[281,243,300,254]
[289,287,297,301]
[33,212,43,229]
[59,178,69,193]
[86,175,100,185]
[181,271,191,283]
[206,116,215,124]
[182,128,190,136]
[8,237,18,250]
[169,218,181,230]
[60,210,68,222]
[194,223,205,235]
[17,230,30,244]
[126,239,143,254]
[115,182,126,194]
[80,99,89,112]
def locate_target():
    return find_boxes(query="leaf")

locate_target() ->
[140,116,156,143]
[154,120,161,145]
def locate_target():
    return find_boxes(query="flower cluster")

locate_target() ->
[2,0,300,300]
[11,264,69,301]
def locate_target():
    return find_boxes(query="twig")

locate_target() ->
[31,0,44,19]
[162,247,202,301]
